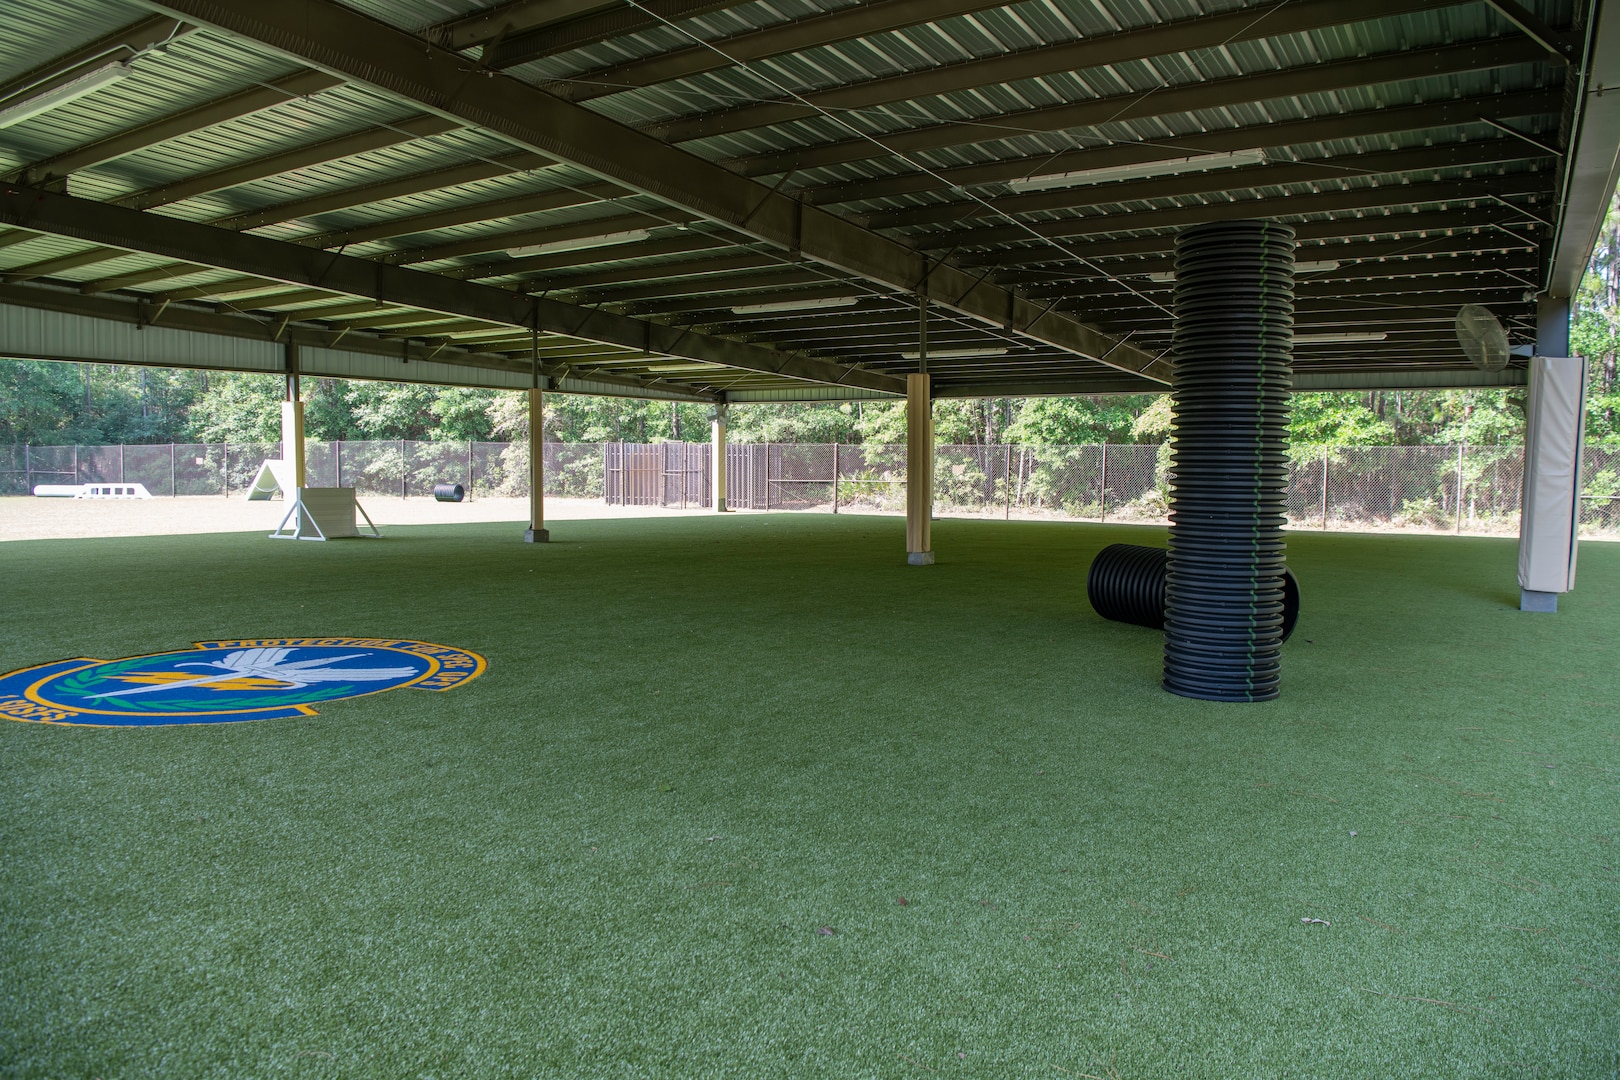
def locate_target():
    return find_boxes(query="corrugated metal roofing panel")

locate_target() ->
[0,0,142,89]
[1,29,302,168]
[0,295,284,371]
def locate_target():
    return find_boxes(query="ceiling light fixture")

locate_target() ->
[0,60,134,129]
[1146,260,1340,283]
[1007,149,1266,193]
[1294,331,1388,344]
[899,347,1008,360]
[645,361,718,372]
[730,296,860,314]
[507,229,651,257]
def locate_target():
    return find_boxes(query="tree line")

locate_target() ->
[0,360,1540,449]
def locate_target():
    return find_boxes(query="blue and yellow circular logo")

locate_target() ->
[0,638,486,726]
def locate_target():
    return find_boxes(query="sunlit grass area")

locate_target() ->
[2,515,1616,1078]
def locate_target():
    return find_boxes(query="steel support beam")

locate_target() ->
[0,16,194,103]
[0,185,900,395]
[429,0,618,51]
[137,0,1168,383]
[866,141,1555,231]
[485,1,742,68]
[734,38,1551,177]
[215,151,550,232]
[1546,0,1620,295]
[308,181,624,250]
[9,69,341,184]
[0,281,723,400]
[799,91,1560,206]
[120,114,461,211]
[556,0,1013,102]
[1484,0,1582,62]
[657,0,1447,142]
[937,182,1552,253]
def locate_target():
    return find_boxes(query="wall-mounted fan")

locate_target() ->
[1454,304,1510,371]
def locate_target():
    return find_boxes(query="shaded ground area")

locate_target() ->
[1,516,1615,1078]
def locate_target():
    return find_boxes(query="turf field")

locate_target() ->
[1,514,1616,1078]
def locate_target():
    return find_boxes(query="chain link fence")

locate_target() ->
[5,440,1618,538]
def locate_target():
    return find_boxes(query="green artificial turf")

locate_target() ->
[1,514,1616,1078]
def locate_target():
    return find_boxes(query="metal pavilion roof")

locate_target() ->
[0,0,1616,404]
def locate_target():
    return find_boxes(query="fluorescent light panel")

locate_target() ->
[1146,260,1339,283]
[1007,148,1265,193]
[730,296,860,314]
[899,347,1008,360]
[0,61,133,129]
[1294,331,1388,344]
[507,229,650,257]
[645,361,717,372]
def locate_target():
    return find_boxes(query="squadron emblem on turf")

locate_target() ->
[0,638,486,726]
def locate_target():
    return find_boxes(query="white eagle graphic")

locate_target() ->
[89,648,419,698]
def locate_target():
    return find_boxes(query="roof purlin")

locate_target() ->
[133,0,1170,385]
[0,184,903,396]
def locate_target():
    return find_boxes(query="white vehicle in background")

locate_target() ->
[33,483,153,499]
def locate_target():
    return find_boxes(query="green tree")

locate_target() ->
[0,360,92,444]
[1574,190,1620,442]
[1288,393,1396,445]
[1004,395,1159,445]
[185,372,283,443]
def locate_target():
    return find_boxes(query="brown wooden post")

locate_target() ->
[906,373,934,564]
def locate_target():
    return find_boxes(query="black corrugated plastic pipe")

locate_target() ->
[1088,543,1299,641]
[1163,220,1295,701]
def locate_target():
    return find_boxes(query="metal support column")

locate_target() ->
[1004,443,1012,519]
[906,373,934,565]
[1518,294,1583,611]
[280,355,305,492]
[711,402,728,512]
[524,327,549,543]
[832,442,840,514]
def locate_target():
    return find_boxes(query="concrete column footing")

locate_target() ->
[523,528,550,544]
[1520,588,1558,612]
[907,551,935,566]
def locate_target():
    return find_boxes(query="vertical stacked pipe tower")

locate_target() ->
[1163,220,1295,701]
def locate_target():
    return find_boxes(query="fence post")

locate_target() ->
[400,439,407,499]
[1455,444,1465,535]
[119,443,125,482]
[1321,448,1329,530]
[467,440,474,501]
[74,444,80,487]
[765,442,771,511]
[170,442,176,497]
[1004,443,1012,519]
[832,443,840,514]
[222,442,228,497]
[24,444,30,495]
[1099,445,1107,523]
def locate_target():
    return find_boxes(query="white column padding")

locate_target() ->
[280,400,305,490]
[1518,356,1586,597]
